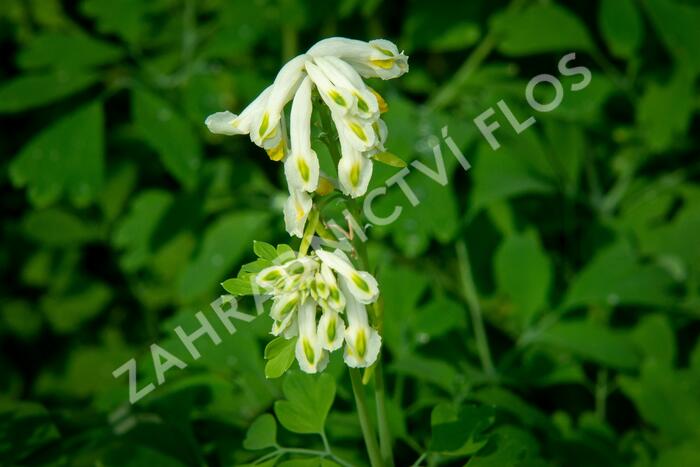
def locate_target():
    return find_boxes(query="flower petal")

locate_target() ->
[283,190,312,238]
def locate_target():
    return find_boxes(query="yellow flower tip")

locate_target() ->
[266,141,285,161]
[356,329,367,358]
[295,201,306,220]
[297,157,310,183]
[370,58,395,70]
[350,162,361,187]
[315,176,335,196]
[369,87,388,113]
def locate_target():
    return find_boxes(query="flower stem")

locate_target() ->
[350,367,384,467]
[374,360,395,467]
[348,203,393,466]
[456,240,496,378]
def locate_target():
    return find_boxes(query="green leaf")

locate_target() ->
[253,241,278,261]
[273,372,335,434]
[277,244,294,257]
[42,282,113,333]
[132,88,202,189]
[372,151,407,168]
[99,162,138,222]
[466,426,544,467]
[638,200,700,277]
[599,0,643,59]
[411,296,466,339]
[81,0,147,44]
[178,211,268,301]
[472,387,551,430]
[534,320,639,370]
[632,314,675,366]
[264,337,297,379]
[241,258,274,274]
[494,230,551,329]
[657,444,700,467]
[0,403,60,463]
[22,208,95,246]
[18,32,124,70]
[221,277,255,296]
[493,4,593,56]
[619,360,700,442]
[401,0,480,52]
[10,101,104,207]
[471,131,555,212]
[0,71,99,114]
[643,0,700,74]
[391,354,458,393]
[379,265,429,353]
[637,69,694,153]
[430,404,495,455]
[243,414,277,450]
[113,190,174,272]
[563,241,675,310]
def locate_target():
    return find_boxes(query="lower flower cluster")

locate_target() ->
[256,248,381,373]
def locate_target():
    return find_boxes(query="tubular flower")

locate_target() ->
[255,248,381,373]
[339,276,382,368]
[204,37,408,233]
[296,298,329,373]
[283,189,312,238]
[307,38,409,80]
[284,76,319,193]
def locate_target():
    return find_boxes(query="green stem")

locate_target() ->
[253,445,353,467]
[374,360,394,466]
[410,452,428,467]
[456,240,496,378]
[347,201,393,466]
[319,107,342,165]
[350,368,384,467]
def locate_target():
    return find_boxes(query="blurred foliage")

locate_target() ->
[1,0,699,466]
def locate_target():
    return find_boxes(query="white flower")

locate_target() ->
[283,190,312,238]
[307,38,409,80]
[315,263,345,311]
[295,298,329,373]
[205,37,408,233]
[284,76,319,193]
[205,85,273,136]
[255,248,381,374]
[304,60,354,116]
[313,56,379,120]
[339,276,381,368]
[250,54,307,149]
[336,136,373,198]
[317,309,345,351]
[316,249,378,304]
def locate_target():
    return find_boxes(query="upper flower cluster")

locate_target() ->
[256,248,381,373]
[205,37,408,237]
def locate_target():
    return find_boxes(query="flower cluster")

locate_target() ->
[256,248,381,373]
[205,37,408,237]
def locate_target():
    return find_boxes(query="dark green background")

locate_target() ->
[1,0,699,465]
